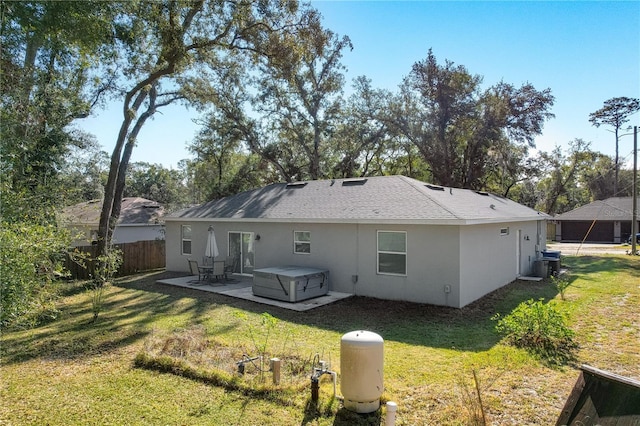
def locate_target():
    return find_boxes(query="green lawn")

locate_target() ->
[1,255,638,425]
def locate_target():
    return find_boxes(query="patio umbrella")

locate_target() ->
[205,225,220,259]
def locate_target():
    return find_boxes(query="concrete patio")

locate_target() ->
[156,275,352,312]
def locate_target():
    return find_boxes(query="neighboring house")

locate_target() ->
[165,175,548,308]
[553,197,640,243]
[61,197,165,246]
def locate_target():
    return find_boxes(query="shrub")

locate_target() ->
[492,299,577,364]
[0,222,70,327]
[89,248,122,323]
[550,273,571,300]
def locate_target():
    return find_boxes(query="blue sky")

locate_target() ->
[80,1,640,170]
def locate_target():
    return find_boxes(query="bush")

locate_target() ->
[0,222,70,327]
[550,273,571,300]
[89,248,122,323]
[492,299,577,365]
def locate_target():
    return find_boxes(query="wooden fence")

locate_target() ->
[65,240,166,280]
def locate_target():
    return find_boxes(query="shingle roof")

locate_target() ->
[555,197,639,221]
[168,176,546,224]
[61,197,165,226]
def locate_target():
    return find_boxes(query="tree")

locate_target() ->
[251,23,352,180]
[580,153,617,201]
[1,1,117,222]
[186,109,272,200]
[536,139,594,214]
[578,153,635,200]
[331,76,393,178]
[589,97,640,194]
[184,6,351,183]
[392,49,482,187]
[390,50,554,189]
[483,144,542,198]
[0,3,117,326]
[58,132,109,204]
[124,162,189,210]
[96,0,320,260]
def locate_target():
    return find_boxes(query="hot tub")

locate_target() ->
[252,266,329,302]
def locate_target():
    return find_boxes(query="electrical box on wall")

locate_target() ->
[444,285,451,294]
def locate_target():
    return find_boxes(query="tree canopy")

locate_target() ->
[589,96,640,194]
[94,0,324,258]
[390,49,555,189]
[1,1,118,222]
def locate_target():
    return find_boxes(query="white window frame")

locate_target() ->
[377,230,407,276]
[500,227,510,236]
[293,230,311,254]
[181,224,192,255]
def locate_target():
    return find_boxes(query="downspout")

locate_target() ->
[354,223,360,295]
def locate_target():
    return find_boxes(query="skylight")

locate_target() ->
[286,182,307,188]
[475,191,490,196]
[425,184,445,191]
[342,178,368,186]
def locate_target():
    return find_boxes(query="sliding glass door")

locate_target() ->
[228,231,255,275]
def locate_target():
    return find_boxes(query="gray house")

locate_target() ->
[553,197,640,243]
[61,197,165,247]
[165,175,548,308]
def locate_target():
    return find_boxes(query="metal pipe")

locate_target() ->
[310,355,338,402]
[237,355,261,375]
[311,376,319,402]
[329,370,337,398]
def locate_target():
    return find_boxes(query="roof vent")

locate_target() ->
[342,178,368,186]
[476,191,490,196]
[425,184,445,191]
[286,182,307,188]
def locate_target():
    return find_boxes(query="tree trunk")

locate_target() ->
[614,127,619,195]
[96,88,149,259]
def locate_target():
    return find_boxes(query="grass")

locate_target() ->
[1,255,639,425]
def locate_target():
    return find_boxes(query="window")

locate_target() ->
[182,225,192,255]
[377,231,406,275]
[294,231,311,254]
[500,227,510,236]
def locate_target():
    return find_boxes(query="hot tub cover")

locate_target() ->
[253,266,329,302]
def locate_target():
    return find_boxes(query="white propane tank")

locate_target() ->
[340,330,384,413]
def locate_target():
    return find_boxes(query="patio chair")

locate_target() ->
[212,261,225,281]
[188,259,210,282]
[224,256,237,280]
[204,257,226,281]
